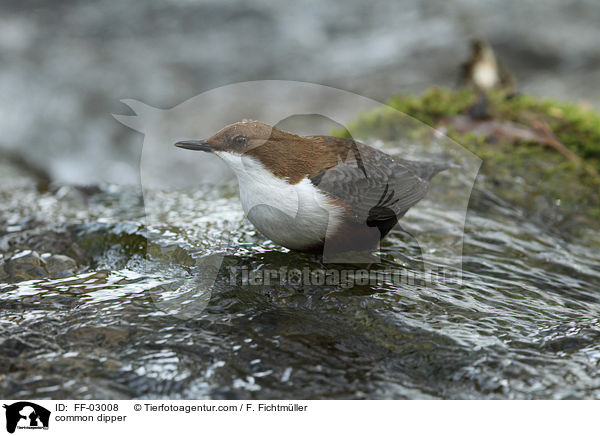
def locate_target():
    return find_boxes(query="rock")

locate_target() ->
[4,250,48,281]
[342,88,600,227]
[0,260,7,281]
[1,251,79,281]
[42,254,78,278]
[0,229,88,266]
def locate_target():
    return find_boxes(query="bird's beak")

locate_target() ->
[174,140,213,152]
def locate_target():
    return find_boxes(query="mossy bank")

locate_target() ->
[336,88,600,229]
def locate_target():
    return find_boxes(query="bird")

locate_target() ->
[460,39,514,92]
[459,39,515,120]
[174,121,448,257]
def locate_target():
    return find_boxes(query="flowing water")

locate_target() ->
[1,154,599,400]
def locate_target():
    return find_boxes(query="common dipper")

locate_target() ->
[175,121,448,255]
[461,39,514,92]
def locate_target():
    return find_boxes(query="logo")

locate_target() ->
[3,402,50,434]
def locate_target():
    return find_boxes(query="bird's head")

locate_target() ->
[174,120,318,182]
[175,121,294,155]
[175,120,347,183]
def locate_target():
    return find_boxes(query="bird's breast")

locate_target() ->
[242,177,344,250]
[223,154,344,250]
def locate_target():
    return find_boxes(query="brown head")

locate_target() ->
[175,121,355,183]
[175,121,292,154]
[470,39,496,64]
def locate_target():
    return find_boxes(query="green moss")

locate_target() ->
[488,92,600,167]
[389,88,478,126]
[335,88,600,223]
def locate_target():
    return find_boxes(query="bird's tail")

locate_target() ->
[408,160,457,181]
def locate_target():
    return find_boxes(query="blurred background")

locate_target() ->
[1,0,600,185]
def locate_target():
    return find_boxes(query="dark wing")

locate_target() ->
[310,141,444,228]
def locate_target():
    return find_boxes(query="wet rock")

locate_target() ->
[4,250,48,281]
[0,228,88,266]
[0,258,7,281]
[1,250,80,282]
[42,254,78,278]
[0,337,36,358]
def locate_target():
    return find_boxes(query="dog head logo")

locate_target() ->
[3,402,50,434]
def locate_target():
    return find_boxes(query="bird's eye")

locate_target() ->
[233,135,247,146]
